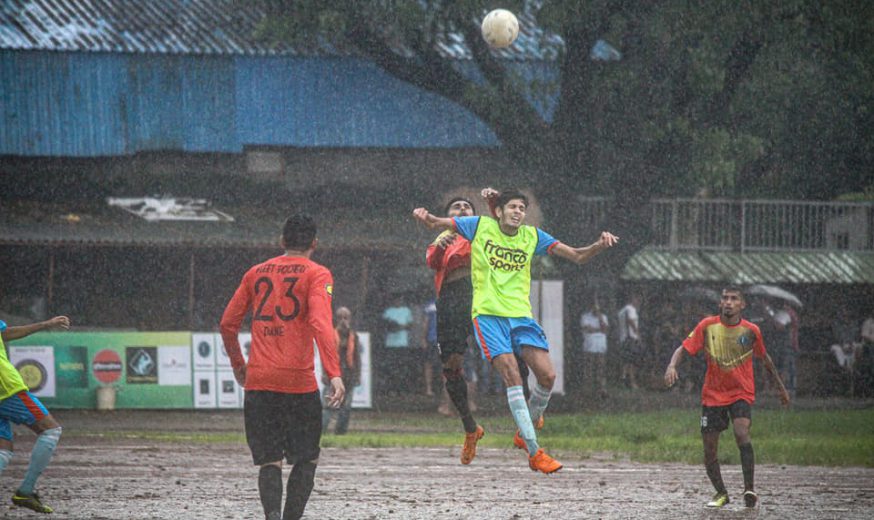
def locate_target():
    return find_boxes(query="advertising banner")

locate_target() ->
[191,333,216,371]
[55,346,88,389]
[193,370,217,409]
[158,346,192,386]
[9,346,56,398]
[126,346,158,384]
[216,370,242,409]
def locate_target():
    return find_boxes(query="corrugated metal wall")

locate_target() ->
[1,49,504,156]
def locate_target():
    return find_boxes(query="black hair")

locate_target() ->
[495,189,529,211]
[722,285,745,300]
[444,196,477,216]
[282,214,317,250]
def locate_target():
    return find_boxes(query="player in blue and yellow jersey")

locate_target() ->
[413,189,618,473]
[0,315,69,513]
[665,287,789,509]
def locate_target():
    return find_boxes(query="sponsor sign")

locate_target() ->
[158,346,191,386]
[126,347,158,384]
[193,371,217,408]
[191,333,216,371]
[92,349,123,384]
[56,346,88,388]
[216,370,241,409]
[10,346,56,397]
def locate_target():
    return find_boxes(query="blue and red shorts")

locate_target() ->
[471,315,549,361]
[0,391,50,441]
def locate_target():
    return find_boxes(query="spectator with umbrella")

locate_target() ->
[748,285,802,398]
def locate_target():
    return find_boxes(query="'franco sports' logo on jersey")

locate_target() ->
[483,239,528,272]
[325,284,333,297]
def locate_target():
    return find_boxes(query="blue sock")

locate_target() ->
[0,449,12,474]
[528,383,552,425]
[19,427,61,495]
[507,385,538,456]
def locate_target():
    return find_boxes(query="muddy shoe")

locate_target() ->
[513,430,526,450]
[743,490,758,508]
[706,492,730,508]
[12,490,53,513]
[528,449,562,474]
[460,425,485,465]
[535,415,545,430]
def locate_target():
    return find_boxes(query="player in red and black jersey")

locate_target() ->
[665,286,789,509]
[221,214,344,520]
[426,196,484,464]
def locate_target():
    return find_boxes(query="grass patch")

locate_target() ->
[75,408,874,467]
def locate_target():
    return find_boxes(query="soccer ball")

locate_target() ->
[481,9,519,49]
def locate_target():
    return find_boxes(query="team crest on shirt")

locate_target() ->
[325,284,333,297]
[736,332,753,347]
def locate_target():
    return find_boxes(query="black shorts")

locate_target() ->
[436,279,473,363]
[244,390,322,466]
[620,338,644,364]
[700,400,752,433]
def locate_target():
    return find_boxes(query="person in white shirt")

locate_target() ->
[617,294,643,390]
[581,300,609,396]
[862,312,874,345]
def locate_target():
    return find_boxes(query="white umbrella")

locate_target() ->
[747,285,803,308]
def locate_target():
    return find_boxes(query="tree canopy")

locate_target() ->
[253,0,874,244]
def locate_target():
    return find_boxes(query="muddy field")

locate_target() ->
[0,411,871,519]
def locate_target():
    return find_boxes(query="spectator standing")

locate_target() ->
[322,307,361,435]
[381,296,414,394]
[771,301,799,399]
[617,294,643,390]
[581,300,609,396]
[422,298,439,397]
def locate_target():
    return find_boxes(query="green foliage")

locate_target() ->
[248,1,873,202]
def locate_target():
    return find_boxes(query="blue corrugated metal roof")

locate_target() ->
[0,50,503,155]
[0,0,563,60]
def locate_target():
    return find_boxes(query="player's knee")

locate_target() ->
[734,431,751,445]
[538,371,556,389]
[261,460,283,469]
[40,426,62,443]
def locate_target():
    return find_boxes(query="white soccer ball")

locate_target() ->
[481,9,519,49]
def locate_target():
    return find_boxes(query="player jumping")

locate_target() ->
[664,286,790,508]
[414,189,618,473]
[426,196,485,464]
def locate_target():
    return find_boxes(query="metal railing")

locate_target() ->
[576,197,874,252]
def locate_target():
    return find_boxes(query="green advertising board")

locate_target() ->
[11,331,193,409]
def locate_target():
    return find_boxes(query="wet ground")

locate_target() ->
[0,410,871,519]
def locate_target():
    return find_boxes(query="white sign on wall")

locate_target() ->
[193,371,217,409]
[216,370,242,409]
[530,280,564,395]
[158,346,192,386]
[191,333,216,371]
[10,346,56,398]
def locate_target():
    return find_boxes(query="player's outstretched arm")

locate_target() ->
[762,353,791,406]
[551,231,619,265]
[2,316,70,341]
[664,345,686,387]
[412,208,454,231]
